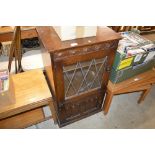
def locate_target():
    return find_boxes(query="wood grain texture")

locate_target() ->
[0,107,52,129]
[0,26,37,42]
[0,69,52,119]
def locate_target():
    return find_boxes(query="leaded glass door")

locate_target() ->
[52,46,116,126]
[63,57,108,99]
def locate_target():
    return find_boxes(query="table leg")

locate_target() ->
[48,100,58,124]
[103,91,114,115]
[138,87,151,104]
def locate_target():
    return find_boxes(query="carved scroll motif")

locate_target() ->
[54,40,118,60]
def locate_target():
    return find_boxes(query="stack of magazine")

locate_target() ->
[0,70,9,93]
[117,31,155,57]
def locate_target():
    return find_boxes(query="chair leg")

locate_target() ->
[138,87,151,104]
[103,91,114,115]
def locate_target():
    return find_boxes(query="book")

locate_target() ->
[0,70,9,93]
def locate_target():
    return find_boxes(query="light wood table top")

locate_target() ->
[0,69,52,119]
[0,26,38,42]
[0,26,35,34]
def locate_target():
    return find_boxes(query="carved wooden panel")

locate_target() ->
[54,40,118,61]
[58,91,103,126]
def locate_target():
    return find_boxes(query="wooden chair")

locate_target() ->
[8,26,45,73]
[8,26,23,73]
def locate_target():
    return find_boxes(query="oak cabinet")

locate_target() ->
[37,26,121,127]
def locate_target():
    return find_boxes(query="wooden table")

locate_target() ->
[0,26,38,42]
[103,69,155,115]
[0,69,54,128]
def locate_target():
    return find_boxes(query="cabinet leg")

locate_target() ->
[103,91,114,115]
[138,87,151,104]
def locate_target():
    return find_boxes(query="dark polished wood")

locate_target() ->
[37,26,121,127]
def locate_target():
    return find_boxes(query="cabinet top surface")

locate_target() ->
[36,26,121,53]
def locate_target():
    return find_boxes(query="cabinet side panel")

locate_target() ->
[38,39,59,118]
[39,39,56,97]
